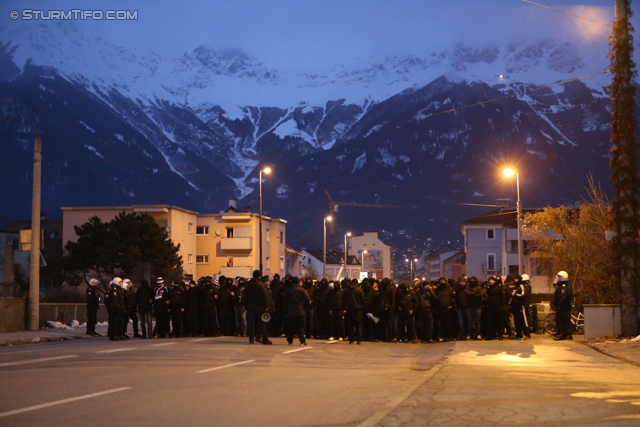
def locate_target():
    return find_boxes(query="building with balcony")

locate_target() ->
[61,201,287,280]
[461,200,539,284]
[422,248,461,281]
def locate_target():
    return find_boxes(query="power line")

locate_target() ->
[522,0,612,28]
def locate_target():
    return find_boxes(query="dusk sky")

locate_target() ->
[1,0,618,69]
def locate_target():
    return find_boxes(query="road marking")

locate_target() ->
[96,348,138,354]
[197,360,255,373]
[324,341,338,344]
[282,346,313,354]
[148,342,177,347]
[0,387,131,418]
[0,355,79,367]
[190,338,212,342]
[357,345,455,427]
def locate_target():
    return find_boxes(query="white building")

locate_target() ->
[349,231,393,280]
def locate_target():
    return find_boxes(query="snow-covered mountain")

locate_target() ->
[0,21,620,251]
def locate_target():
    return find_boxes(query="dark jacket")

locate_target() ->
[454,283,468,309]
[396,286,418,313]
[435,282,455,310]
[135,284,153,312]
[344,282,366,311]
[464,279,487,309]
[86,286,100,307]
[243,278,269,312]
[380,278,396,314]
[552,281,572,313]
[417,286,437,311]
[283,285,311,317]
[326,286,344,312]
[487,282,507,309]
[168,286,184,310]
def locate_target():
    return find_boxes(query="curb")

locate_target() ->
[581,341,640,368]
[0,334,102,347]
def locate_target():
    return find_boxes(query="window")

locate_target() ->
[487,254,496,270]
[5,236,18,250]
[188,254,193,264]
[266,256,271,270]
[196,254,209,264]
[188,222,193,234]
[266,228,270,242]
[196,226,209,235]
[280,231,284,243]
[49,232,57,239]
[226,256,234,267]
[279,256,284,271]
[226,227,234,238]
[487,229,495,240]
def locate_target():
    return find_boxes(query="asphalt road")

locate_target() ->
[0,336,450,427]
[2,335,640,426]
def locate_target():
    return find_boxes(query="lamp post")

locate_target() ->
[344,232,351,278]
[361,250,367,275]
[503,168,523,275]
[323,216,332,278]
[405,258,416,281]
[259,166,271,275]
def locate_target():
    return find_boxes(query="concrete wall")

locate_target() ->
[39,303,109,328]
[0,298,26,332]
[584,305,622,339]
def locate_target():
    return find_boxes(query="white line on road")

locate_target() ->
[190,338,212,342]
[0,387,131,418]
[148,342,177,347]
[0,355,79,368]
[324,341,338,344]
[282,346,313,354]
[196,360,255,373]
[96,348,138,354]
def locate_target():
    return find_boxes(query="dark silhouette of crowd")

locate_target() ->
[93,271,556,344]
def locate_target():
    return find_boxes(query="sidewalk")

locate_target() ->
[0,323,109,346]
[377,334,640,427]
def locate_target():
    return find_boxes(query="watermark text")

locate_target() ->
[10,10,138,21]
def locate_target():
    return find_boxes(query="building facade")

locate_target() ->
[349,231,393,280]
[61,203,287,279]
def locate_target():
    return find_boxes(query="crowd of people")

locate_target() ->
[86,269,574,344]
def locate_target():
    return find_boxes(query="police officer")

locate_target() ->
[105,277,125,341]
[169,281,185,337]
[153,277,170,338]
[86,278,101,337]
[552,271,573,340]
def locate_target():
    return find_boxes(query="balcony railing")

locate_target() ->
[481,261,501,273]
[220,237,252,251]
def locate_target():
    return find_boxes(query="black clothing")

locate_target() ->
[169,286,184,337]
[344,282,366,343]
[153,285,170,338]
[105,285,124,339]
[243,278,270,343]
[86,286,100,335]
[486,282,507,340]
[553,281,573,338]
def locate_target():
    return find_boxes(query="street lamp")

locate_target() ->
[344,232,351,278]
[259,166,271,275]
[405,258,417,281]
[361,250,367,274]
[503,167,523,275]
[323,216,332,278]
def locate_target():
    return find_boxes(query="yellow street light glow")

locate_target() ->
[346,232,352,237]
[503,167,516,178]
[262,166,272,174]
[326,216,332,222]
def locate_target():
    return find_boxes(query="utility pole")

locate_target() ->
[28,136,42,331]
[610,0,639,336]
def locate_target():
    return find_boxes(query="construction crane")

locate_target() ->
[324,189,401,250]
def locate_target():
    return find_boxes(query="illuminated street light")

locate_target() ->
[323,216,332,278]
[259,166,271,274]
[503,167,523,275]
[361,250,367,274]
